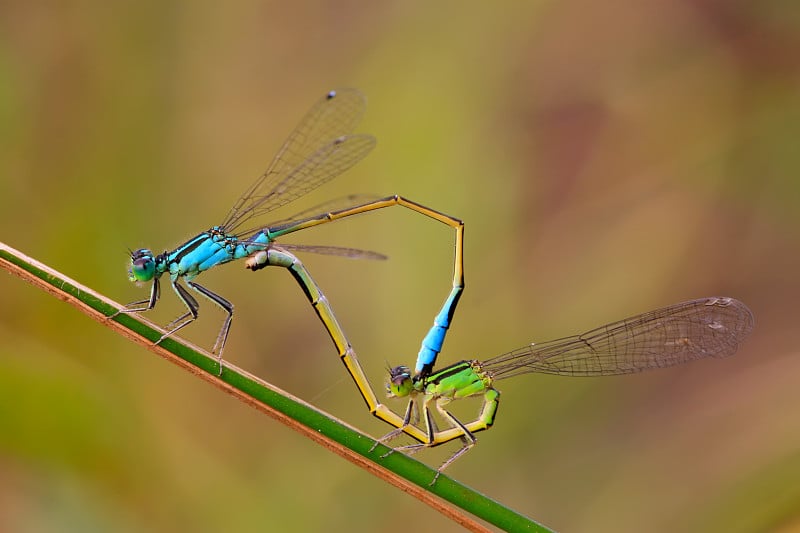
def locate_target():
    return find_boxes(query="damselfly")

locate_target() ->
[118,88,465,421]
[374,297,754,482]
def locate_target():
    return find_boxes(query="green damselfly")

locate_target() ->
[376,296,754,482]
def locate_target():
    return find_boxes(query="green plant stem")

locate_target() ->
[0,241,552,533]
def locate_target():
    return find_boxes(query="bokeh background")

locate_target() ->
[1,2,799,532]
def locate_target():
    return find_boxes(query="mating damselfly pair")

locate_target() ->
[118,88,754,482]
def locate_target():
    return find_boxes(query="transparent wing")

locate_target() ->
[275,243,387,261]
[483,297,754,379]
[221,88,374,234]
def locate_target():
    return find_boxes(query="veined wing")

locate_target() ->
[274,243,387,261]
[483,297,754,379]
[222,88,374,234]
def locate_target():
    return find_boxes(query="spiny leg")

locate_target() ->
[152,280,235,375]
[432,388,501,482]
[152,279,199,347]
[115,277,227,370]
[429,400,478,484]
[393,394,439,455]
[391,389,500,483]
[186,281,235,375]
[113,278,161,317]
[370,398,417,456]
[424,387,500,449]
[390,398,477,484]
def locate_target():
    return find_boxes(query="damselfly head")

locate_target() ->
[128,248,156,282]
[386,365,413,398]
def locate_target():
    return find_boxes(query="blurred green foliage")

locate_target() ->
[1,2,799,532]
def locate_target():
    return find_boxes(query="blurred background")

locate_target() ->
[1,2,798,532]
